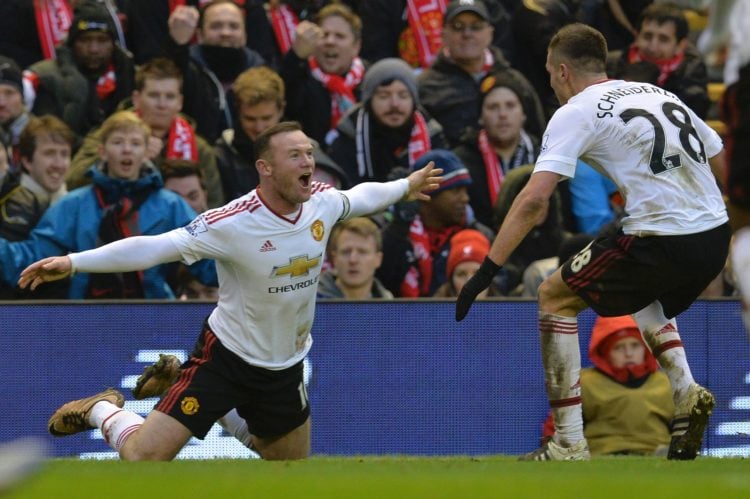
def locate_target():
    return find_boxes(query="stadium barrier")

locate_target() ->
[2,299,749,458]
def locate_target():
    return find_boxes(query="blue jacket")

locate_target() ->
[0,164,217,298]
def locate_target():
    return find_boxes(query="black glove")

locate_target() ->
[455,256,502,321]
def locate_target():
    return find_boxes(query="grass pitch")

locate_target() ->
[9,456,750,498]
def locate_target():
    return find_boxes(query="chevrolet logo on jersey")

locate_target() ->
[271,254,322,279]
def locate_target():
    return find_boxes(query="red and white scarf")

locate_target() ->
[34,0,73,60]
[165,116,199,161]
[478,128,537,207]
[478,128,503,207]
[269,4,299,55]
[355,109,431,179]
[309,56,365,133]
[403,217,432,297]
[407,110,431,165]
[96,64,117,101]
[404,220,462,297]
[627,45,685,87]
[405,0,447,68]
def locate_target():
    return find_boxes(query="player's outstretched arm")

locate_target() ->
[404,161,443,202]
[18,256,72,291]
[19,233,183,292]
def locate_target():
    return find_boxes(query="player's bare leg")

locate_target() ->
[252,417,310,460]
[118,411,193,461]
[520,269,590,461]
[48,388,193,461]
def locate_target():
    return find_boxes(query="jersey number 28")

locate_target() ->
[620,102,707,175]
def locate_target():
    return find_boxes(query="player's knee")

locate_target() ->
[537,278,556,309]
[538,276,582,315]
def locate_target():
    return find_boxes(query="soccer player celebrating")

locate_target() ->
[456,24,729,461]
[20,121,442,461]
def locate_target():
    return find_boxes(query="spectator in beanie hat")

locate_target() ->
[377,149,495,297]
[329,57,446,185]
[24,0,135,138]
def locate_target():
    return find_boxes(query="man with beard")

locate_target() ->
[24,0,135,138]
[280,3,365,146]
[328,57,446,185]
[166,0,265,142]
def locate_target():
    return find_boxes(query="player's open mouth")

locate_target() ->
[300,173,311,188]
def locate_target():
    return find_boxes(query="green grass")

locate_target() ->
[9,456,750,499]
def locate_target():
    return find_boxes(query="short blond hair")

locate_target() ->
[232,66,285,109]
[329,217,382,252]
[98,110,151,144]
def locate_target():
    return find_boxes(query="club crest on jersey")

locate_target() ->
[271,254,322,278]
[185,216,208,237]
[310,220,325,241]
[180,397,200,415]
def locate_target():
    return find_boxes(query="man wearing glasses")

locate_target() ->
[418,0,546,147]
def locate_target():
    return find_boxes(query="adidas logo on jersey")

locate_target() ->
[260,240,276,252]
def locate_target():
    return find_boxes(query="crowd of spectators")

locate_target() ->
[0,0,744,301]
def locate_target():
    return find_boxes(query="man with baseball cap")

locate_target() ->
[329,57,447,185]
[418,0,545,147]
[24,0,134,138]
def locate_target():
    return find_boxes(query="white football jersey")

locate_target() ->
[535,79,727,235]
[168,182,350,370]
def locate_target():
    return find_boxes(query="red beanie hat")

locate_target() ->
[447,229,490,278]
